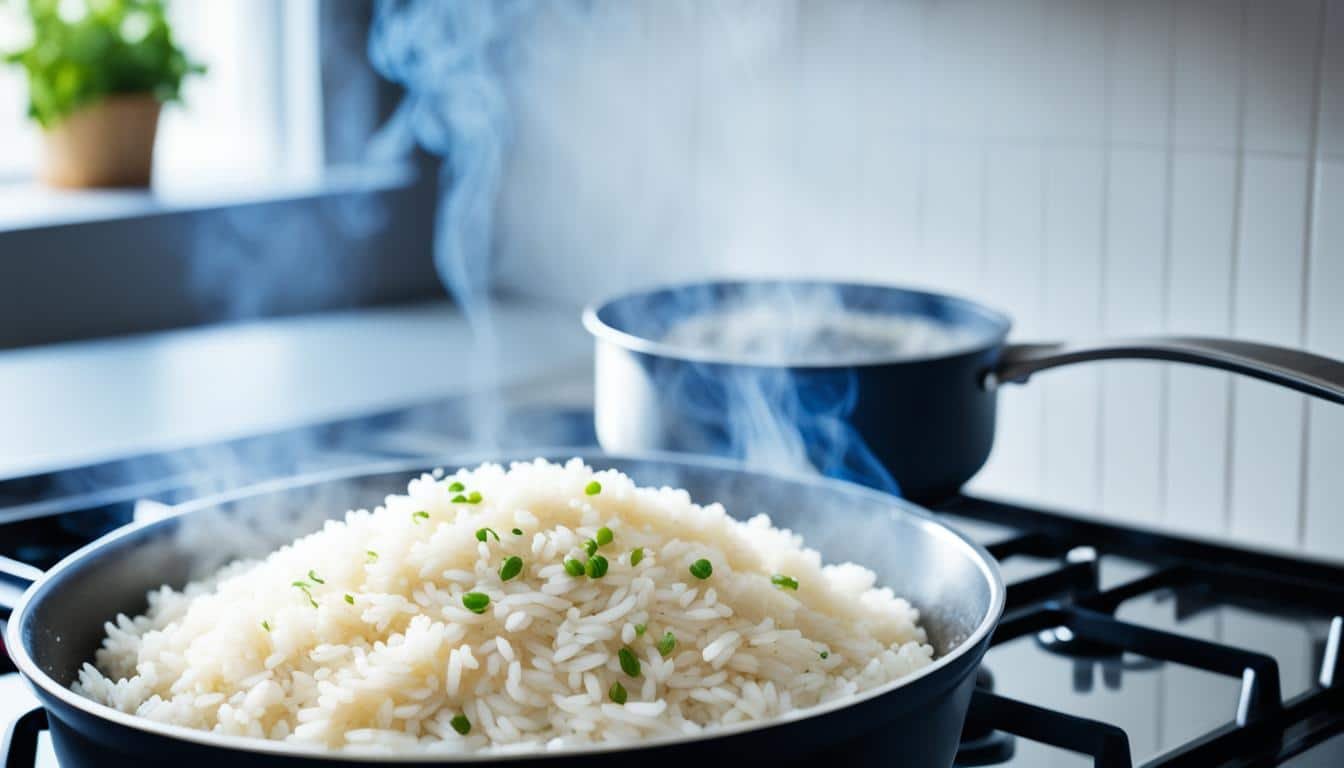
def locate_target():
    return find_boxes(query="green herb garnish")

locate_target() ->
[585,480,602,495]
[563,558,586,577]
[476,527,499,543]
[344,593,355,605]
[467,491,483,504]
[618,647,641,677]
[452,494,468,503]
[261,620,271,632]
[512,528,523,536]
[771,574,799,591]
[448,481,465,492]
[462,592,491,614]
[820,651,829,659]
[412,510,430,523]
[595,526,613,547]
[291,581,318,608]
[630,547,644,566]
[450,713,471,735]
[586,555,609,578]
[634,623,647,636]
[366,550,379,563]
[609,681,628,704]
[583,539,599,557]
[689,558,713,580]
[500,556,523,581]
[307,569,325,584]
[657,631,676,657]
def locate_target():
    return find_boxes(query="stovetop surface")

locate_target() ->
[2,382,1341,767]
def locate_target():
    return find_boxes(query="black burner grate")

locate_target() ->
[941,495,1344,767]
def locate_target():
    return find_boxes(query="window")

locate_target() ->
[0,0,321,186]
[0,6,38,181]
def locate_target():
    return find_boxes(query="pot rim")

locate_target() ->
[8,449,1005,763]
[582,278,1014,368]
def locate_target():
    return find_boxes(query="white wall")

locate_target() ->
[494,0,1344,560]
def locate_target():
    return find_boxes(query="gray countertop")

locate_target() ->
[0,298,592,481]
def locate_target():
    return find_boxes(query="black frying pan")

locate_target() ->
[3,452,1003,767]
[584,280,1344,501]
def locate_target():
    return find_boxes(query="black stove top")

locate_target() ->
[1,393,1341,767]
[940,496,1344,766]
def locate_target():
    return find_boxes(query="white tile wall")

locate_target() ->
[1304,0,1344,559]
[495,0,1344,560]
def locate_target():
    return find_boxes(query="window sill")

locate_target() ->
[0,162,418,234]
[0,160,437,348]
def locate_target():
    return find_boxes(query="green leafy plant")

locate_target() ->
[3,0,203,128]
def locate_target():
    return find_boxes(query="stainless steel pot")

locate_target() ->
[4,452,1004,767]
[584,280,1344,501]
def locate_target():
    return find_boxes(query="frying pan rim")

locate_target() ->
[581,277,1014,368]
[7,449,1004,762]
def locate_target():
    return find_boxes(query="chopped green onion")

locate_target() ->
[609,681,628,704]
[500,556,524,581]
[467,491,483,504]
[307,569,325,584]
[261,620,271,631]
[819,651,829,659]
[630,547,644,566]
[770,574,799,591]
[451,494,468,503]
[447,481,465,492]
[583,539,599,557]
[413,510,430,523]
[657,631,676,657]
[291,581,317,608]
[634,623,647,636]
[689,558,713,580]
[450,713,471,735]
[587,555,609,578]
[476,527,499,543]
[563,558,586,577]
[512,528,523,536]
[595,526,614,547]
[344,593,355,605]
[585,480,602,496]
[365,550,379,563]
[618,647,641,677]
[462,592,491,614]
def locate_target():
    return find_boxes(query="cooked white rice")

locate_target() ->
[75,458,933,753]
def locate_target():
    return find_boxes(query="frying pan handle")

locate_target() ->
[989,337,1344,405]
[0,556,42,621]
[1,707,46,768]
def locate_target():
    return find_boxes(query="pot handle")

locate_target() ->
[0,556,42,622]
[1,707,46,768]
[988,337,1344,405]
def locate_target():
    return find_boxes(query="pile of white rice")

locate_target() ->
[76,458,933,754]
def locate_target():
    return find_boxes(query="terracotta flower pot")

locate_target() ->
[41,94,162,189]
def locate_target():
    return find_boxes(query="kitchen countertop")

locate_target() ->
[0,298,592,482]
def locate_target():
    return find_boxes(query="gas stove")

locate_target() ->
[2,389,1341,767]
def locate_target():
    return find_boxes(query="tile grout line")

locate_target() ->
[1035,0,1049,500]
[1221,0,1250,538]
[1094,0,1114,517]
[1295,0,1329,549]
[1157,0,1178,527]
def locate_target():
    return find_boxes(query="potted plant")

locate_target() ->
[3,0,202,188]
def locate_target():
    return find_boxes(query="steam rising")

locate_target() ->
[367,0,542,446]
[601,282,902,495]
[366,3,902,494]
